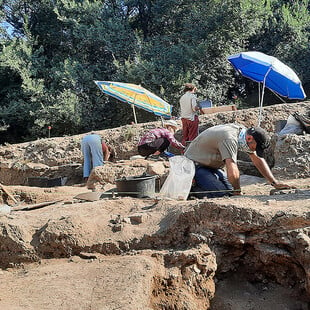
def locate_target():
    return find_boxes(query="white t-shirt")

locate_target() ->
[179,92,197,121]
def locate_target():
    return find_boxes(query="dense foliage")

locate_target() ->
[0,0,309,143]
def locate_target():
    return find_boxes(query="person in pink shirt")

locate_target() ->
[138,120,185,159]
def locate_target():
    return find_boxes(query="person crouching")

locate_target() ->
[138,120,185,160]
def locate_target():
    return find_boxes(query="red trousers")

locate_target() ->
[181,115,199,145]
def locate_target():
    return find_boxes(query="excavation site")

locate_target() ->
[0,103,309,310]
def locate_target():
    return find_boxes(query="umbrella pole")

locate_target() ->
[131,104,138,124]
[160,116,164,127]
[271,90,286,103]
[258,85,265,127]
[258,84,263,127]
[258,67,271,127]
[257,83,262,126]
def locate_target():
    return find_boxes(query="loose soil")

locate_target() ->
[0,102,309,310]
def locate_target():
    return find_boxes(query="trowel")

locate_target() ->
[74,191,105,202]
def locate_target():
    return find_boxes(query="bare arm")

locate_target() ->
[102,142,111,161]
[248,153,291,189]
[104,149,110,161]
[225,158,241,194]
[164,130,186,150]
[191,96,200,112]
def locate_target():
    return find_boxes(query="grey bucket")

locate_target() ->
[115,175,156,198]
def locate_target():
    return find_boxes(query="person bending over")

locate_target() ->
[81,132,112,181]
[185,124,292,198]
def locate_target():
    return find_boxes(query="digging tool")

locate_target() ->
[11,199,63,211]
[74,191,104,202]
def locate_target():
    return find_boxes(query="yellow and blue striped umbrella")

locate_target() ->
[94,81,172,121]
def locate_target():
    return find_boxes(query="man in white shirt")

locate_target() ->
[179,83,200,145]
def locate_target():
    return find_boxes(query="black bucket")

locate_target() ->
[115,175,156,198]
[28,177,67,187]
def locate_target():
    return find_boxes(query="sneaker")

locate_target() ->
[162,151,174,158]
[159,153,169,160]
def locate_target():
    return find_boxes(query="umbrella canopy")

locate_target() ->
[227,51,306,99]
[94,81,172,123]
[227,51,306,126]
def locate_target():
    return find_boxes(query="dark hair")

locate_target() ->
[246,127,270,157]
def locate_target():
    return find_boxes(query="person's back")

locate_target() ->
[185,124,242,168]
[180,92,197,120]
[138,128,168,145]
[81,133,104,179]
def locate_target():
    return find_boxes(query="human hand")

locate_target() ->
[272,182,296,190]
[232,188,242,196]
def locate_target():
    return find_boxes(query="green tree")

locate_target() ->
[0,0,308,143]
[0,0,140,141]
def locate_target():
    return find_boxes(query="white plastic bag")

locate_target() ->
[159,156,195,200]
[0,204,11,215]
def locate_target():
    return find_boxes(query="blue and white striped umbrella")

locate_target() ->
[228,51,306,99]
[228,51,306,125]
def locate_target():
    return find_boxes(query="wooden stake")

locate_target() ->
[0,183,18,204]
[11,200,63,211]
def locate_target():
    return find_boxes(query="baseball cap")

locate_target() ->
[164,120,178,129]
[247,127,270,157]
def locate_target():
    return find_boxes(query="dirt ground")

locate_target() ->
[0,176,309,310]
[0,256,156,310]
[0,255,307,310]
[6,174,310,204]
[0,102,309,309]
[211,272,309,310]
